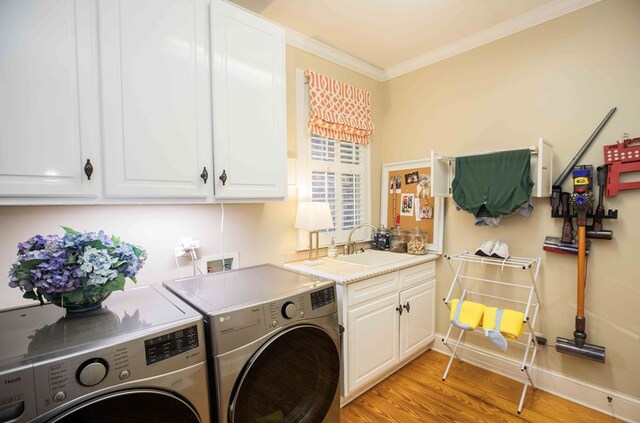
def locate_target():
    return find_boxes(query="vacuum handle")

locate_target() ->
[577,226,586,318]
[553,107,617,187]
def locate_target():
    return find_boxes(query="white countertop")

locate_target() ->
[284,250,439,285]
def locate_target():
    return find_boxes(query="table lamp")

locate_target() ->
[295,202,334,265]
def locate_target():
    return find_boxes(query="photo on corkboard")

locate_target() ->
[420,205,433,219]
[400,193,414,216]
[416,174,431,199]
[389,175,402,193]
[404,171,419,185]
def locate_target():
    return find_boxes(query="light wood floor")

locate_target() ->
[340,350,620,422]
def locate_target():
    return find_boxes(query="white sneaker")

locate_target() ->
[490,241,510,259]
[475,240,496,257]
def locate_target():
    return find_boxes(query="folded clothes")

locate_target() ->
[450,299,485,331]
[483,307,525,351]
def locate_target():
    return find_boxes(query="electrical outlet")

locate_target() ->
[175,239,200,257]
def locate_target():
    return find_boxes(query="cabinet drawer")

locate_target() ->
[399,261,436,290]
[347,272,399,308]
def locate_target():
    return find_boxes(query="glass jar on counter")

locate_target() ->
[389,227,409,253]
[407,226,428,255]
[373,225,390,250]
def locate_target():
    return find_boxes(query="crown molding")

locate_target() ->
[274,0,601,82]
[285,28,386,82]
[383,0,602,80]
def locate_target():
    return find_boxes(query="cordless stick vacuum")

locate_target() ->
[555,168,606,363]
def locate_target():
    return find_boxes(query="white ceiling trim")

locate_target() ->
[282,0,601,83]
[384,0,602,80]
[285,28,386,82]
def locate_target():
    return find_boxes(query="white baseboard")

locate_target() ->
[432,333,640,423]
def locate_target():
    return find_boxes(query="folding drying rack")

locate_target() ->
[441,251,542,414]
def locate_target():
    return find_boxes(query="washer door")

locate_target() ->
[48,389,201,423]
[229,325,339,423]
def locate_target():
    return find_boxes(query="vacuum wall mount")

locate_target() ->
[545,108,620,363]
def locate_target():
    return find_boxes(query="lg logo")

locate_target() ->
[3,376,21,385]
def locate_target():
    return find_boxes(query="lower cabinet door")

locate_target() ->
[399,280,435,360]
[346,292,399,395]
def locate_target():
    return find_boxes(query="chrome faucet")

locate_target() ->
[344,224,378,255]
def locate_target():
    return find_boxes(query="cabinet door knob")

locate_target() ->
[404,301,411,313]
[200,167,209,184]
[396,306,403,316]
[219,169,227,186]
[84,159,94,180]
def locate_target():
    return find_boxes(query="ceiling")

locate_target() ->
[228,0,600,80]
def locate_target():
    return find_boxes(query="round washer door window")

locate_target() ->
[229,325,340,423]
[49,390,201,423]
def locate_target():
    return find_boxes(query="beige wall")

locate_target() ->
[381,0,640,398]
[0,46,384,309]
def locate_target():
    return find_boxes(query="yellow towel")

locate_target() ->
[483,307,525,339]
[449,299,485,330]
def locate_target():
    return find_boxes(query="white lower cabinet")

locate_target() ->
[342,261,436,399]
[399,281,435,359]
[347,292,400,392]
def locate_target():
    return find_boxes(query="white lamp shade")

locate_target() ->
[295,202,334,231]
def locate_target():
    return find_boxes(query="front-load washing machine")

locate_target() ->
[164,264,340,423]
[0,285,209,422]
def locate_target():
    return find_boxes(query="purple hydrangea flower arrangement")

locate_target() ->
[8,227,147,310]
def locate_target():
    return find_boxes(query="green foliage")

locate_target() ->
[61,226,79,235]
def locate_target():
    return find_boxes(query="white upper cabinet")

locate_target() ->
[210,0,287,200]
[0,0,99,202]
[98,0,213,200]
[1,0,285,204]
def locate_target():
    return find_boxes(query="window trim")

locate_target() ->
[295,69,371,250]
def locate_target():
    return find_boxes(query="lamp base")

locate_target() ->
[303,259,324,266]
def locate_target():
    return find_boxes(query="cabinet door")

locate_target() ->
[399,281,435,360]
[346,293,399,395]
[99,0,212,200]
[430,151,452,197]
[210,0,286,200]
[0,0,98,202]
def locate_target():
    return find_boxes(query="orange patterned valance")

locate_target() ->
[305,70,375,145]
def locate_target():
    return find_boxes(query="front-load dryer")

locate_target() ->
[0,285,209,422]
[164,264,340,423]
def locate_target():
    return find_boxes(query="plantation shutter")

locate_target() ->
[308,135,365,237]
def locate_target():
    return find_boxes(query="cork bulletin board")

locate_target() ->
[386,167,434,236]
[380,159,444,254]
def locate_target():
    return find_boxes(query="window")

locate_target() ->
[296,70,370,248]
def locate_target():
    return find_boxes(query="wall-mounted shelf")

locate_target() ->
[441,251,542,414]
[431,137,553,198]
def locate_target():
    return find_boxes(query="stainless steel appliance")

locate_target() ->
[0,286,209,422]
[164,264,340,423]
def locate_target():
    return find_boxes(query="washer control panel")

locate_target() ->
[310,286,336,310]
[212,283,337,355]
[32,321,205,416]
[266,284,337,333]
[144,325,199,365]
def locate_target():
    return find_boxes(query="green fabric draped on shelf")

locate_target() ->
[452,149,533,218]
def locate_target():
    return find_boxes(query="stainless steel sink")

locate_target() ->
[327,250,414,267]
